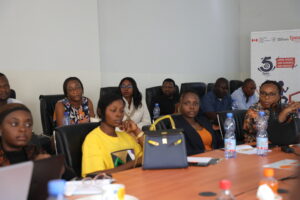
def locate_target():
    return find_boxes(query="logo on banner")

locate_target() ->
[290,35,300,42]
[258,56,297,75]
[258,57,275,73]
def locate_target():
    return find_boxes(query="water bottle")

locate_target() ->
[153,103,160,120]
[216,180,235,200]
[47,179,66,200]
[63,111,70,125]
[259,168,278,195]
[224,113,236,159]
[256,111,268,156]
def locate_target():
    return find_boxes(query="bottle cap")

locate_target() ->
[48,179,66,196]
[226,113,233,118]
[155,103,159,106]
[219,179,231,190]
[259,111,265,117]
[263,168,274,177]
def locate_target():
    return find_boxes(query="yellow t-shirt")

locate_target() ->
[81,127,142,177]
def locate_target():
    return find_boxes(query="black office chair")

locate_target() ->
[39,94,65,136]
[99,87,119,100]
[206,83,215,93]
[229,80,243,94]
[217,110,247,144]
[145,86,162,112]
[180,82,206,99]
[29,133,53,154]
[145,85,179,113]
[54,122,99,177]
[10,89,16,98]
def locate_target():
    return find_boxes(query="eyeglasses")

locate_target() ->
[120,85,133,89]
[260,91,278,97]
[162,86,175,89]
[67,86,82,93]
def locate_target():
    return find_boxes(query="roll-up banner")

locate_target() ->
[251,29,300,103]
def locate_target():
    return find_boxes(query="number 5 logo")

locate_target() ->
[258,57,275,72]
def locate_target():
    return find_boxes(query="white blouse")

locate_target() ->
[122,97,151,129]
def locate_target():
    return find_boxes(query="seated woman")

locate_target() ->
[0,103,50,166]
[118,77,151,129]
[81,94,143,177]
[243,80,300,143]
[172,90,219,156]
[54,77,95,127]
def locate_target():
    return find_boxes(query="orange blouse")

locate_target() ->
[197,128,213,151]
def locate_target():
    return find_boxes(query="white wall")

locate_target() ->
[99,0,240,90]
[1,0,299,134]
[239,0,300,79]
[0,0,101,133]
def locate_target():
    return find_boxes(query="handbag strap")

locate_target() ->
[149,115,176,131]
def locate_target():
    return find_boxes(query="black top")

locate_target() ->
[150,94,179,118]
[5,149,28,164]
[172,115,219,156]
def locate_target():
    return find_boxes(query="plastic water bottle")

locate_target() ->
[63,111,70,125]
[47,179,66,200]
[256,111,268,156]
[153,103,160,120]
[217,180,235,200]
[259,168,278,195]
[224,113,236,159]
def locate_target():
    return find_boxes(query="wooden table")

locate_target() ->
[113,148,299,200]
[69,147,299,200]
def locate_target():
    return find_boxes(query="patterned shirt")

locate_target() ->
[243,102,291,143]
[0,142,45,166]
[61,96,90,124]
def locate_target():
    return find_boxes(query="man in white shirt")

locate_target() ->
[0,73,21,107]
[231,78,258,110]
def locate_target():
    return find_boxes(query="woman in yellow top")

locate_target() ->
[82,94,143,177]
[172,90,219,155]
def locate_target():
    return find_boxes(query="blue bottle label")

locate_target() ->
[224,139,236,151]
[256,137,268,150]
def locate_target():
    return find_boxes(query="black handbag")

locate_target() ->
[142,115,188,169]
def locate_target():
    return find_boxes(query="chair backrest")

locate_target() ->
[39,94,65,136]
[145,85,179,113]
[99,86,119,101]
[206,83,215,93]
[229,80,243,94]
[217,110,247,144]
[10,89,16,98]
[54,122,99,177]
[180,82,207,98]
[145,86,162,112]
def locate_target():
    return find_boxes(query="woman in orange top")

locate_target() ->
[172,90,219,155]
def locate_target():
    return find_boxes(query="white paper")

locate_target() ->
[263,159,300,170]
[65,179,113,196]
[187,157,212,163]
[236,145,257,155]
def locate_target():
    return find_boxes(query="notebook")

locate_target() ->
[28,155,65,200]
[0,161,33,200]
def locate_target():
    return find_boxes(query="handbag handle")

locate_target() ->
[149,115,176,131]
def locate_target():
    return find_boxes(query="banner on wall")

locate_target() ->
[251,29,300,103]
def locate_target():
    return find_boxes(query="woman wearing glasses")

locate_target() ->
[243,80,300,143]
[54,77,95,127]
[118,77,151,129]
